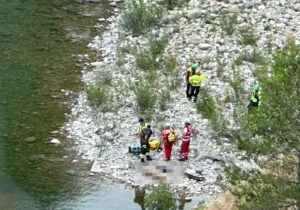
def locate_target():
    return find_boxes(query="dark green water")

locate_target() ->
[0,0,141,209]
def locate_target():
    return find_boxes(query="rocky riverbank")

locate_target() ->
[63,0,300,203]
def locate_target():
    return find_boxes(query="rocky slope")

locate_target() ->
[63,0,300,201]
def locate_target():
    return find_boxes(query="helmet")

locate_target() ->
[184,118,190,123]
[191,63,198,70]
[165,123,171,127]
[252,84,260,91]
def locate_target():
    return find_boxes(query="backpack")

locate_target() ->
[168,132,175,142]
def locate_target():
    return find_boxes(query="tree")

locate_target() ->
[230,41,300,209]
[144,183,176,210]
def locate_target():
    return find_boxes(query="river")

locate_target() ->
[0,0,143,209]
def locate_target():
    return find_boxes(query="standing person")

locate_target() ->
[140,127,152,162]
[137,118,148,137]
[137,118,152,162]
[247,83,262,110]
[189,70,205,103]
[185,63,198,100]
[179,119,192,161]
[161,123,176,161]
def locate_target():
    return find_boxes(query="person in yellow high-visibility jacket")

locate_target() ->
[188,71,205,102]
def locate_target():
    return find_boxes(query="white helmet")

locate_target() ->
[184,118,190,123]
[165,123,171,127]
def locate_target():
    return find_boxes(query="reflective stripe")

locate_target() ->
[182,125,192,141]
[139,123,148,132]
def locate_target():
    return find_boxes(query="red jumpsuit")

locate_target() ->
[161,127,175,161]
[180,123,192,160]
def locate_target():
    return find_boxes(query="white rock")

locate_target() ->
[50,138,61,144]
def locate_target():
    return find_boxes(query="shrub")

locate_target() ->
[85,84,106,107]
[158,0,187,9]
[219,11,238,35]
[120,0,163,36]
[158,89,171,111]
[135,83,157,113]
[96,71,112,86]
[236,50,266,65]
[144,183,176,210]
[135,48,158,71]
[196,89,216,120]
[149,35,168,58]
[163,55,177,73]
[239,27,257,46]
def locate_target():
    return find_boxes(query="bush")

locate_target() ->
[219,11,238,35]
[239,27,257,46]
[144,183,176,210]
[135,48,158,71]
[236,50,266,65]
[85,84,106,107]
[163,55,177,73]
[158,89,171,111]
[135,83,157,114]
[121,0,163,36]
[196,89,216,120]
[149,36,168,58]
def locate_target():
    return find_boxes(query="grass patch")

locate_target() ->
[120,0,163,36]
[219,11,238,35]
[196,89,216,120]
[163,55,177,74]
[239,26,257,46]
[235,50,266,65]
[149,35,168,58]
[158,88,171,111]
[135,48,158,71]
[134,83,157,114]
[85,84,107,107]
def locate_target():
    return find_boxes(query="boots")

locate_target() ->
[146,155,152,161]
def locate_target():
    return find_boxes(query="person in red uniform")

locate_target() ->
[179,119,192,161]
[161,123,176,161]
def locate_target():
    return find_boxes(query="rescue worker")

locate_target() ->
[137,118,148,137]
[247,83,262,110]
[179,119,192,161]
[186,63,199,100]
[161,123,176,161]
[136,118,153,162]
[189,70,205,103]
[140,127,152,162]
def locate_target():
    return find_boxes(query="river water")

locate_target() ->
[0,0,143,209]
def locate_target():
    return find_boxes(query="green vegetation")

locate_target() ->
[144,183,176,210]
[120,0,163,36]
[196,88,216,120]
[163,55,177,73]
[226,41,300,209]
[134,36,167,71]
[135,47,158,71]
[159,0,187,9]
[134,83,157,114]
[235,50,267,65]
[85,84,107,107]
[239,26,257,46]
[219,11,238,35]
[158,88,171,111]
[149,35,168,58]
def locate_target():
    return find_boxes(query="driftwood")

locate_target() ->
[184,170,205,181]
